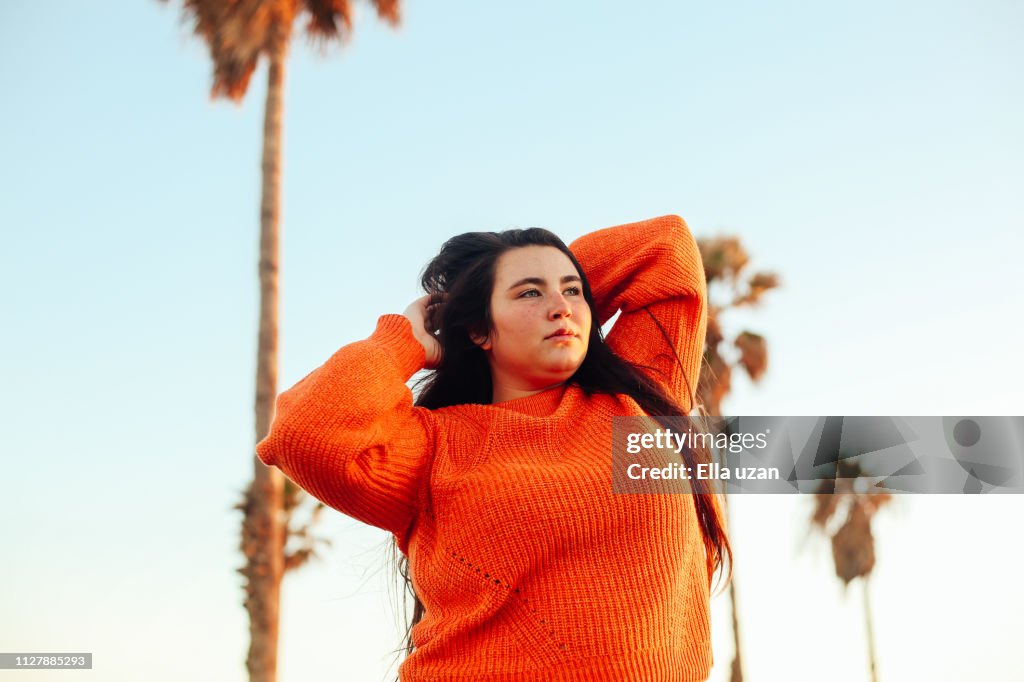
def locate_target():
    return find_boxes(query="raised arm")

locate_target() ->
[255,315,436,545]
[569,214,708,411]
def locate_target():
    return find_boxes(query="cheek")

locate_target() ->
[494,306,529,338]
[575,303,593,335]
[489,303,538,350]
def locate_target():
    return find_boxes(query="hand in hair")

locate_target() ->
[402,293,445,369]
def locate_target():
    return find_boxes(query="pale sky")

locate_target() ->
[2,1,1022,680]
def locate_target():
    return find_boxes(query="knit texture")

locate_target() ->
[256,215,715,681]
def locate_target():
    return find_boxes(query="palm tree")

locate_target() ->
[696,234,779,682]
[164,2,400,680]
[810,460,892,682]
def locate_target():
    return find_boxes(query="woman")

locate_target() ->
[256,214,731,681]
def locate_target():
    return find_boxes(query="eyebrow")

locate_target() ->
[507,275,582,291]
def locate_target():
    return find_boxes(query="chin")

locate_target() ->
[543,356,584,377]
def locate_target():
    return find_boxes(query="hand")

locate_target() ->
[402,293,445,369]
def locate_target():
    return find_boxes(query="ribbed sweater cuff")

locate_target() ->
[372,314,426,378]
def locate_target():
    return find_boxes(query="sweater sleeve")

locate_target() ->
[569,214,708,411]
[255,314,436,542]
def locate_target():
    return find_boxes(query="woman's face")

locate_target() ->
[475,245,592,395]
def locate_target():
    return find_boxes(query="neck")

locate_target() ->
[491,379,565,404]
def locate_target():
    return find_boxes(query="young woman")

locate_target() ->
[256,214,731,681]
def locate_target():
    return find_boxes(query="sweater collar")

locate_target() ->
[490,382,570,417]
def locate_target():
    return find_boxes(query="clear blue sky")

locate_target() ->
[2,1,1022,680]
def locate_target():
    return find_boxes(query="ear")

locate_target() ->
[469,331,492,351]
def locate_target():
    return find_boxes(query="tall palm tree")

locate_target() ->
[164,2,400,680]
[696,234,779,682]
[810,460,892,682]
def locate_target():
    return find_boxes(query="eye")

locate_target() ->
[518,289,540,298]
[564,286,581,296]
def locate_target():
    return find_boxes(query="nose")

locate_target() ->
[549,293,572,320]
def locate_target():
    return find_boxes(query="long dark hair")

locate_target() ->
[386,226,731,675]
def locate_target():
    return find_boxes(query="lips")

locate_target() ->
[545,328,576,339]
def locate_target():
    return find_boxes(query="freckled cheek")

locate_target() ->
[495,306,541,341]
[517,308,546,341]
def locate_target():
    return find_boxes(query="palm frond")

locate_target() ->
[173,0,301,100]
[698,235,750,283]
[370,0,401,25]
[831,502,875,585]
[302,0,354,39]
[734,331,767,382]
[810,489,840,529]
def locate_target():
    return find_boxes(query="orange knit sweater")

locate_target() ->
[256,215,716,681]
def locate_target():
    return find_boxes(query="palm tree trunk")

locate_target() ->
[708,413,744,682]
[863,575,879,682]
[722,490,744,682]
[240,26,287,682]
